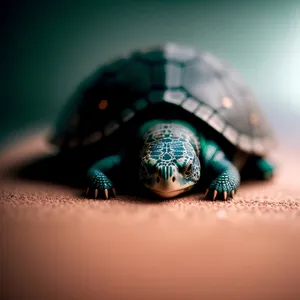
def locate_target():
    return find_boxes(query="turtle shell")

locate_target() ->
[50,43,275,156]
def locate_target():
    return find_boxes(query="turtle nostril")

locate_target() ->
[156,177,160,183]
[172,176,176,182]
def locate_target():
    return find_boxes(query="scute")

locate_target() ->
[51,43,275,156]
[163,90,186,105]
[131,46,165,64]
[180,49,275,154]
[115,59,152,94]
[164,43,197,63]
[165,63,182,88]
[183,61,227,110]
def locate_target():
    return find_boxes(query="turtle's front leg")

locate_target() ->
[86,154,122,199]
[201,141,240,201]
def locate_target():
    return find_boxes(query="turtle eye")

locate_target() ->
[184,162,193,176]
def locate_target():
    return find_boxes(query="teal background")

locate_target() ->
[2,0,300,145]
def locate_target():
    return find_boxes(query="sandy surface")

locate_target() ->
[1,130,300,300]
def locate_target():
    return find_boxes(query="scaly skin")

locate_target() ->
[86,120,272,200]
[138,121,201,198]
[86,155,120,199]
[138,120,240,200]
[199,138,240,200]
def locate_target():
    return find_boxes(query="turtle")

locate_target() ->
[49,43,276,200]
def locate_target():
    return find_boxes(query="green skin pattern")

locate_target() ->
[86,120,274,200]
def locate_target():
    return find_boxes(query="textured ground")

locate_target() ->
[1,129,300,300]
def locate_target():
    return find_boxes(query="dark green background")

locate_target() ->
[2,0,300,145]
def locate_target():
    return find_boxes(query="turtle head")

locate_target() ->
[139,139,201,198]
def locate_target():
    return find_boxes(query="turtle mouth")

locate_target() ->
[149,186,193,198]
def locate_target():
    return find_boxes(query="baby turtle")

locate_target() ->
[50,43,276,200]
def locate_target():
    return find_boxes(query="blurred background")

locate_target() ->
[1,0,299,146]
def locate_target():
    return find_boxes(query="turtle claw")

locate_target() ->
[222,190,236,200]
[204,172,239,201]
[85,187,116,200]
[103,187,117,199]
[204,188,236,201]
[223,190,235,200]
[86,169,116,200]
[203,189,218,200]
[204,189,209,197]
[104,189,109,200]
[213,190,218,201]
[223,191,227,200]
[104,188,117,199]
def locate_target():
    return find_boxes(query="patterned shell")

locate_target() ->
[50,43,275,156]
